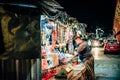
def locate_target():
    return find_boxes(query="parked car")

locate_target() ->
[91,39,104,47]
[104,39,120,54]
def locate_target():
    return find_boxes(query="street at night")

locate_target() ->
[92,47,120,80]
[0,0,120,80]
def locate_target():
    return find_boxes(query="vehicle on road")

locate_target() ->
[91,39,104,47]
[104,39,120,54]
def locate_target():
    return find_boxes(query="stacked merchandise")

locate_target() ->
[41,15,59,79]
[41,46,60,79]
[41,46,47,70]
[41,15,78,80]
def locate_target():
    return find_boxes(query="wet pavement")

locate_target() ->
[91,47,120,80]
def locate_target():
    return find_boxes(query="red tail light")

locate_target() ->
[105,44,110,48]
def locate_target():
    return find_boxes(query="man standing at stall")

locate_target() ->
[72,36,92,65]
[71,36,95,80]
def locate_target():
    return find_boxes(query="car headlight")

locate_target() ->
[93,41,99,46]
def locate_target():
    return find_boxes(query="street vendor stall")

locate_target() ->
[41,14,95,80]
[0,2,94,79]
[0,1,63,80]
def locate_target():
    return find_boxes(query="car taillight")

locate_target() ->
[115,44,119,48]
[105,45,109,48]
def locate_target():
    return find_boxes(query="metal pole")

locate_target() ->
[39,15,42,80]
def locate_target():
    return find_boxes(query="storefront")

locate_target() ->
[41,15,95,80]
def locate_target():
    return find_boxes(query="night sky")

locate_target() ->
[0,0,117,33]
[56,0,117,33]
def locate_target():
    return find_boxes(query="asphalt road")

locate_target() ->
[91,47,120,80]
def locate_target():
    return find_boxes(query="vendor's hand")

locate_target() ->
[70,57,74,61]
[67,58,73,62]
